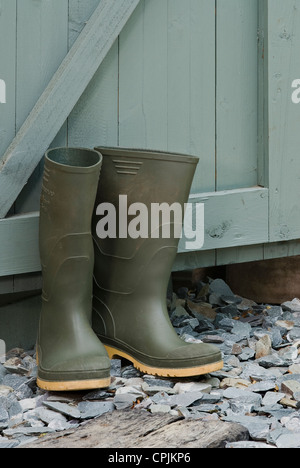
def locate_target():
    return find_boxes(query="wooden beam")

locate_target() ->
[0,0,141,219]
[0,187,269,277]
[0,212,40,277]
[178,187,269,253]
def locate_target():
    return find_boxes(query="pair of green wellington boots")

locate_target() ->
[37,147,223,391]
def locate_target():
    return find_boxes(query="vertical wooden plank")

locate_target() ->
[267,0,300,242]
[167,0,192,156]
[0,0,16,158]
[258,0,269,188]
[14,0,69,214]
[0,0,17,293]
[189,0,216,193]
[119,0,216,193]
[119,0,168,150]
[216,0,258,191]
[68,0,119,149]
[119,0,216,268]
[167,0,216,193]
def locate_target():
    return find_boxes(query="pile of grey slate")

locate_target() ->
[2,277,300,448]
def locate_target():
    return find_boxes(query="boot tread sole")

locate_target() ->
[105,345,223,378]
[36,377,111,392]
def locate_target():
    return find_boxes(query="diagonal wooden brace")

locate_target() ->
[0,0,141,219]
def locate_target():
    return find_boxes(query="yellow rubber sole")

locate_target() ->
[36,349,111,391]
[36,376,111,392]
[105,345,224,378]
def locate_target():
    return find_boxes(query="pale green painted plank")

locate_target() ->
[2,209,300,277]
[0,0,16,158]
[173,250,216,272]
[0,213,40,277]
[167,0,193,155]
[119,0,168,149]
[189,0,216,193]
[267,0,300,242]
[15,0,69,132]
[216,0,258,190]
[68,0,118,149]
[0,1,17,292]
[264,240,300,260]
[258,0,269,188]
[216,244,265,267]
[0,187,267,277]
[14,0,69,214]
[0,0,141,219]
[68,0,100,49]
[178,187,269,253]
[167,0,216,193]
[119,0,216,192]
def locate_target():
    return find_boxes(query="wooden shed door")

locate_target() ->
[96,0,268,256]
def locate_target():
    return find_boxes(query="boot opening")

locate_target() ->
[47,147,101,169]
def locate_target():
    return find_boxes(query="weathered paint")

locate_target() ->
[0,0,141,219]
[1,0,300,279]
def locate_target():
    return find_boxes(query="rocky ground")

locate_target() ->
[2,277,300,449]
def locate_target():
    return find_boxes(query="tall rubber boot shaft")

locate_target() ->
[37,147,111,391]
[92,147,223,377]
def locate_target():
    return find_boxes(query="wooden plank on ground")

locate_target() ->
[0,0,141,219]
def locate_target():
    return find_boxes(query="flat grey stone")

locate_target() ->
[238,347,255,361]
[223,411,271,441]
[256,354,288,368]
[276,432,300,448]
[282,298,300,313]
[209,279,235,298]
[248,381,277,393]
[281,379,300,398]
[42,401,81,419]
[110,359,122,377]
[82,389,112,401]
[262,391,286,406]
[173,382,212,394]
[0,405,9,430]
[223,387,262,406]
[2,374,33,399]
[113,393,136,410]
[78,401,114,420]
[226,441,275,449]
[36,407,68,425]
[150,404,171,414]
[167,391,204,408]
[231,321,252,339]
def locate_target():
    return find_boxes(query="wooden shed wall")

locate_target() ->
[1,0,300,288]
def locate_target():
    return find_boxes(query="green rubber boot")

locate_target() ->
[92,147,223,378]
[37,147,111,391]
